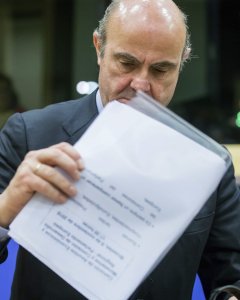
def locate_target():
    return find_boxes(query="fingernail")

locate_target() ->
[78,158,85,170]
[69,185,77,196]
[74,170,80,180]
[59,194,67,203]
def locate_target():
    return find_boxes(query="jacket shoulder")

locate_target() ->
[22,98,86,125]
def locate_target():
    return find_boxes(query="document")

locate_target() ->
[9,98,228,300]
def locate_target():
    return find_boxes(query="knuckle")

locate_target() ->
[25,150,37,159]
[66,160,76,169]
[18,161,31,177]
[56,142,70,150]
[18,170,33,186]
[18,172,27,184]
[44,167,55,178]
[51,148,62,157]
[37,180,49,192]
[42,181,50,191]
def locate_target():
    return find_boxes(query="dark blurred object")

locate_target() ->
[209,284,240,300]
[0,73,24,128]
[170,96,240,144]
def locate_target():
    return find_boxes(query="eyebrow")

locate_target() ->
[151,61,178,70]
[114,52,177,69]
[113,52,141,64]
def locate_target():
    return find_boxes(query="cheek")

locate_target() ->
[100,69,131,100]
[105,70,132,95]
[114,76,131,92]
[152,76,179,105]
[105,61,133,91]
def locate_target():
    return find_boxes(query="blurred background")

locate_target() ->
[0,0,240,299]
[0,0,240,144]
[0,0,240,145]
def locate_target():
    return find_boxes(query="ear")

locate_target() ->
[93,31,102,65]
[183,46,191,61]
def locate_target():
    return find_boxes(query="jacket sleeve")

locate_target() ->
[0,113,28,263]
[198,162,240,297]
[0,238,9,263]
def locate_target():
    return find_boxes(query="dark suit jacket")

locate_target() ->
[1,90,240,300]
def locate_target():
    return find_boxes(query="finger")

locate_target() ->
[54,142,84,170]
[32,163,77,198]
[47,143,85,172]
[30,173,71,203]
[27,147,83,180]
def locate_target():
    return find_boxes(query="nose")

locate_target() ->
[130,78,150,93]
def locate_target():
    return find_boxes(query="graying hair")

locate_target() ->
[94,0,192,69]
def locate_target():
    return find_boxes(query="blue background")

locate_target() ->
[0,240,206,300]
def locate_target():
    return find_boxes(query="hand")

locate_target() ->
[0,142,84,227]
[229,297,237,300]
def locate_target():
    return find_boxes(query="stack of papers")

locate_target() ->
[9,97,228,300]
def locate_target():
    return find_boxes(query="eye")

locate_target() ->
[151,67,168,78]
[118,60,136,72]
[120,60,134,67]
[153,67,167,74]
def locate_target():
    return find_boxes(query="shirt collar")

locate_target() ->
[96,89,104,113]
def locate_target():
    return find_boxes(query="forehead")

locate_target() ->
[116,0,179,27]
[105,0,186,60]
[108,0,185,34]
[106,18,185,64]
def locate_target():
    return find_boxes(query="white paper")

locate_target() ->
[9,101,227,300]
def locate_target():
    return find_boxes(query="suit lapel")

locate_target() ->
[62,90,99,145]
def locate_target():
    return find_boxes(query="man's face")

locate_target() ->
[94,1,187,107]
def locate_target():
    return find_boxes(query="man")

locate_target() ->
[0,0,240,299]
